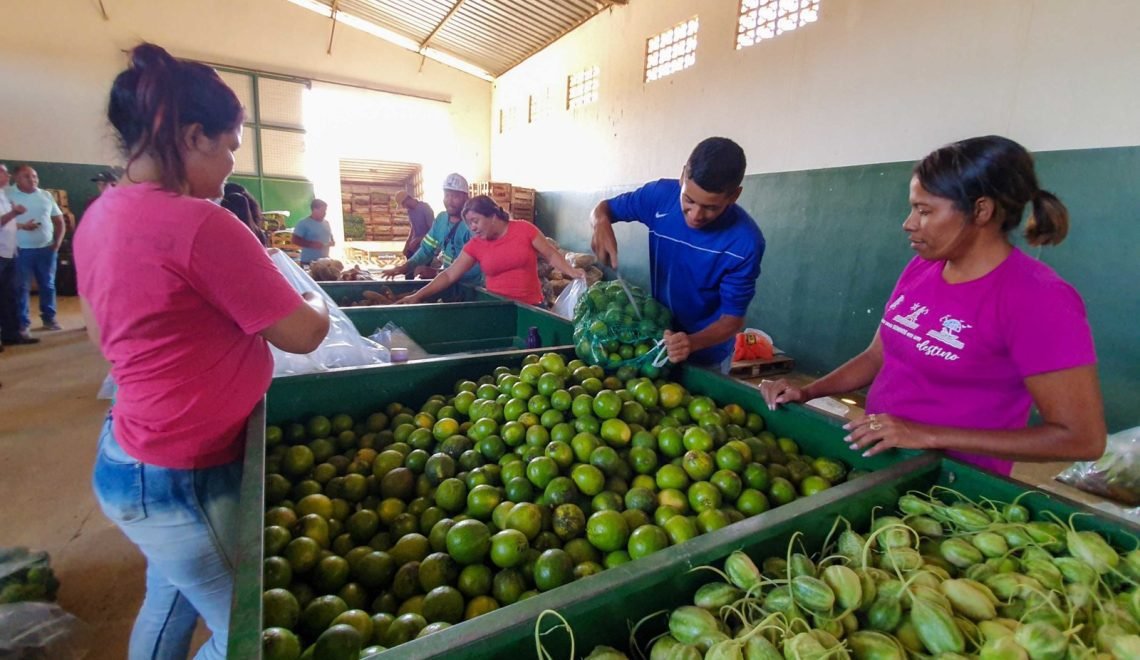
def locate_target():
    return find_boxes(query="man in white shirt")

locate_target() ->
[0,164,40,347]
[7,165,64,332]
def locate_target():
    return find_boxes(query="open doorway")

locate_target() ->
[339,159,423,245]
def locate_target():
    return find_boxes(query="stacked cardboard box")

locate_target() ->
[468,182,536,221]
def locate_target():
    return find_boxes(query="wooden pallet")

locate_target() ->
[729,355,795,378]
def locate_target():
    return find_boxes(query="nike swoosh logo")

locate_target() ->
[655,212,668,218]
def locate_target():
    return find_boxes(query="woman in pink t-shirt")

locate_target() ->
[399,195,585,306]
[75,44,329,659]
[761,136,1105,475]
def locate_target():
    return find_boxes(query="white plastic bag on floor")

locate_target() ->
[551,277,587,320]
[0,602,90,659]
[268,251,389,377]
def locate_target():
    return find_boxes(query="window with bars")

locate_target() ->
[736,0,820,50]
[528,87,559,123]
[499,104,523,134]
[213,67,309,179]
[645,17,699,83]
[567,66,599,109]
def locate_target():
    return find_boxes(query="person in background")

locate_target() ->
[7,165,65,332]
[382,173,483,288]
[400,195,583,305]
[292,199,334,265]
[91,170,118,196]
[221,192,269,246]
[0,164,40,349]
[761,135,1105,475]
[75,43,329,659]
[590,137,765,372]
[395,190,434,280]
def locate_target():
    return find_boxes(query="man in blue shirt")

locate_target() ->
[591,137,765,371]
[292,199,334,265]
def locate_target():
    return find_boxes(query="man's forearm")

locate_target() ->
[688,315,744,353]
[52,216,65,249]
[292,237,323,249]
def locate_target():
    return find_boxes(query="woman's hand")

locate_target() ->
[759,379,808,411]
[395,294,419,305]
[843,413,935,457]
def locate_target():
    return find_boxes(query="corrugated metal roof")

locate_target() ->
[340,158,422,185]
[311,0,625,77]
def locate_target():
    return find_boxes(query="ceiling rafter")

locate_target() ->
[297,0,625,78]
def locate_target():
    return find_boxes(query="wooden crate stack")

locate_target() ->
[44,189,76,231]
[341,184,414,242]
[469,182,536,221]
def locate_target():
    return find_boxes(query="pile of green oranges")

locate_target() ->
[260,353,857,659]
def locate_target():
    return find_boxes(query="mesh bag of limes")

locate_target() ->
[572,281,672,379]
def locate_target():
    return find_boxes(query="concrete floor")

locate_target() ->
[1,296,143,658]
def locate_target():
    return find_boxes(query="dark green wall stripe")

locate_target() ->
[535,146,1140,432]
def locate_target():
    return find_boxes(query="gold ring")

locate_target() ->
[870,421,883,431]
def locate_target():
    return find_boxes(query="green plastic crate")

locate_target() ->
[343,300,574,355]
[412,455,1140,660]
[228,350,915,658]
[319,280,501,307]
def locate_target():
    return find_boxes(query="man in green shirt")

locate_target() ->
[382,173,483,286]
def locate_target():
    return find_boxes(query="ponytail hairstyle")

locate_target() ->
[914,135,1069,246]
[461,194,510,222]
[108,43,244,192]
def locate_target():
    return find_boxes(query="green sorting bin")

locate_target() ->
[319,280,501,307]
[229,350,913,658]
[421,454,1140,660]
[343,300,574,355]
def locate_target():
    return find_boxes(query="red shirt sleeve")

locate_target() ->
[186,207,304,335]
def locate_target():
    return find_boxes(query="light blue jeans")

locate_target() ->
[16,246,56,328]
[92,414,241,660]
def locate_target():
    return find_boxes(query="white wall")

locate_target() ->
[491,0,1140,189]
[0,0,491,179]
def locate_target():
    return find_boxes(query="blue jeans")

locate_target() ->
[16,246,56,328]
[92,415,241,660]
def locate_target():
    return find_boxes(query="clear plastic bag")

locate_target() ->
[269,251,390,376]
[0,549,58,605]
[368,322,431,361]
[1056,426,1140,506]
[551,277,587,320]
[0,602,90,659]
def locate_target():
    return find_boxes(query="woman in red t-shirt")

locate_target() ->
[400,195,585,305]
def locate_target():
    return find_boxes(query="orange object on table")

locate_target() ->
[734,330,774,361]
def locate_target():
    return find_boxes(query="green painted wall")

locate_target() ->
[535,146,1140,432]
[228,175,315,228]
[0,162,317,229]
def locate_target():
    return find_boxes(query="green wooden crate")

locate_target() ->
[392,455,1140,659]
[319,281,502,307]
[342,300,574,356]
[228,350,916,659]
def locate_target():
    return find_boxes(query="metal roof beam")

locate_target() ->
[420,0,467,50]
